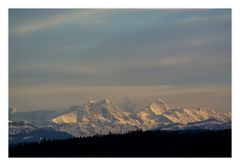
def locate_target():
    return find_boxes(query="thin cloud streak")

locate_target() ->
[10,10,107,36]
[9,55,195,81]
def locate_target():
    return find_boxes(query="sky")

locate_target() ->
[9,9,231,112]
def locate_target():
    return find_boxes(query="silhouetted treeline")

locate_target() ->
[9,129,231,157]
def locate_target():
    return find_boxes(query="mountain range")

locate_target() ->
[9,99,231,140]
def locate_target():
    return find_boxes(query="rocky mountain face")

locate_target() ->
[49,99,140,137]
[48,99,231,137]
[138,99,231,130]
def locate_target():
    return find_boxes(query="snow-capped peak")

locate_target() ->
[49,98,231,137]
[88,100,97,104]
[147,99,169,115]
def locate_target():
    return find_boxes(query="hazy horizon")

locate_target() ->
[9,9,231,112]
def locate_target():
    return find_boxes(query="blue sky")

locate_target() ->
[9,9,231,112]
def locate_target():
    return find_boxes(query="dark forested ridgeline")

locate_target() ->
[9,129,231,157]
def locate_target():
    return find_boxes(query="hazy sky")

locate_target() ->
[9,9,231,112]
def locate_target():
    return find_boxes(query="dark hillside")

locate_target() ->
[9,129,231,157]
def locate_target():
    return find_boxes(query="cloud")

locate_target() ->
[9,53,230,87]
[85,55,195,69]
[10,10,106,36]
[9,9,231,112]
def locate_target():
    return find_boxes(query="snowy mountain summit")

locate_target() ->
[49,99,231,137]
[49,99,139,137]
